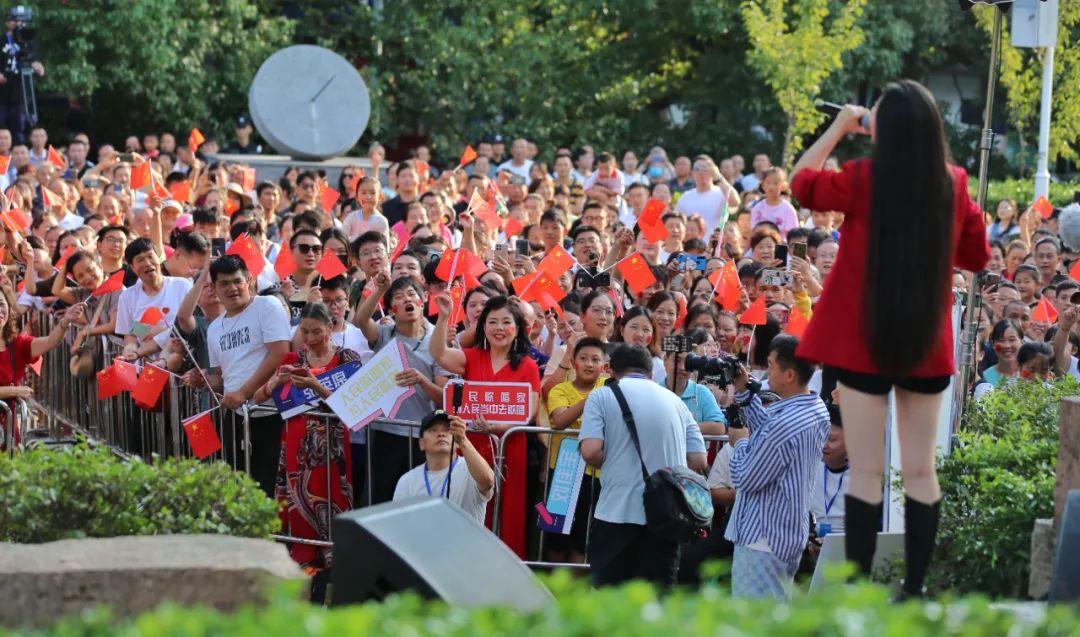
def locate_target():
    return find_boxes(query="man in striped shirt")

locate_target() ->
[724,335,830,599]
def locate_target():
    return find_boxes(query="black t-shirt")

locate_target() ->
[223,141,263,155]
[381,196,415,227]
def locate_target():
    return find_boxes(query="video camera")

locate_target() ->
[7,6,35,50]
[684,353,746,389]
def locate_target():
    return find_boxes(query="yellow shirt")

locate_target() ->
[546,376,607,475]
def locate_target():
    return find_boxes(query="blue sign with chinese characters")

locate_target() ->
[272,361,362,419]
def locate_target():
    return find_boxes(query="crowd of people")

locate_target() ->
[1,87,1069,597]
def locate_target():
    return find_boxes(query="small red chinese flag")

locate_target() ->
[458,145,478,168]
[226,233,267,276]
[1032,295,1058,323]
[1069,259,1080,283]
[274,242,297,279]
[520,270,567,306]
[449,285,465,325]
[0,154,10,175]
[169,180,191,202]
[542,291,564,318]
[113,360,139,392]
[183,410,222,459]
[41,186,62,208]
[538,244,576,278]
[133,364,169,409]
[739,296,768,326]
[129,161,152,191]
[55,245,76,268]
[151,178,170,200]
[616,253,657,295]
[188,128,205,153]
[716,261,742,313]
[96,365,122,399]
[320,186,340,212]
[504,218,523,238]
[93,270,126,296]
[46,145,65,170]
[785,306,810,338]
[316,249,348,280]
[223,198,240,217]
[140,306,165,326]
[638,216,668,243]
[0,208,29,233]
[1033,195,1054,220]
[29,357,42,376]
[240,167,256,191]
[639,198,665,229]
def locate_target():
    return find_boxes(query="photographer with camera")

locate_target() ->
[0,6,41,144]
[724,335,830,600]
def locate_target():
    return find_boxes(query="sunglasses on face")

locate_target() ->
[296,243,323,255]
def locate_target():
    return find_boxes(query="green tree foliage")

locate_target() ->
[741,0,866,167]
[974,3,1080,167]
[33,0,293,142]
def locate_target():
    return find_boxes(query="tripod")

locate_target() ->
[952,7,1004,437]
[17,63,36,128]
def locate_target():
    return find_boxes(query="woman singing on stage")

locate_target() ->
[790,80,989,598]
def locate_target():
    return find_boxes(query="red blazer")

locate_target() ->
[791,159,989,377]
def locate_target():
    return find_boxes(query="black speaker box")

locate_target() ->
[331,497,552,612]
[1050,489,1080,602]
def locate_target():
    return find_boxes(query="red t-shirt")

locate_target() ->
[0,334,37,387]
[461,347,541,392]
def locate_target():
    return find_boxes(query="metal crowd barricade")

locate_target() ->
[494,426,732,571]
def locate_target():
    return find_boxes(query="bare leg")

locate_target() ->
[836,383,888,504]
[893,387,944,504]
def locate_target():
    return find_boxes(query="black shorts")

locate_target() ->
[827,366,951,396]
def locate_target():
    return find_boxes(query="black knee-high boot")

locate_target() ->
[901,497,940,598]
[844,495,882,577]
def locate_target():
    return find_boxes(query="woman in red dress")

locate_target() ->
[430,293,541,558]
[252,302,361,570]
[790,80,989,598]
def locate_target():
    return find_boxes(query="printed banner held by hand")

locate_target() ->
[324,340,416,431]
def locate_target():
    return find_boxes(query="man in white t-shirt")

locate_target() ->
[496,138,534,182]
[810,406,848,534]
[205,255,291,496]
[393,409,494,525]
[115,237,193,360]
[674,158,739,236]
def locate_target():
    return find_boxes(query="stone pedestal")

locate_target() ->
[1056,397,1080,526]
[1029,518,1056,599]
[0,535,304,629]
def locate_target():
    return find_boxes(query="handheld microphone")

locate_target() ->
[814,100,870,130]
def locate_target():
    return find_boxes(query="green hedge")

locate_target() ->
[978,178,1080,210]
[929,377,1075,598]
[5,575,1080,637]
[0,445,280,542]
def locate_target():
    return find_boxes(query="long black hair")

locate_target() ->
[866,80,955,377]
[474,295,531,370]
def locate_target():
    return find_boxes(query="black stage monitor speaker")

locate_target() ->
[331,497,553,612]
[1050,490,1080,602]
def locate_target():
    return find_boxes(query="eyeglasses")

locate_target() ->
[100,235,125,245]
[358,248,386,259]
[588,307,615,316]
[296,243,323,255]
[324,297,349,307]
[299,182,317,190]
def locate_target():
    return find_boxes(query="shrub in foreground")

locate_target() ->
[0,444,279,542]
[4,574,1078,637]
[929,377,1074,598]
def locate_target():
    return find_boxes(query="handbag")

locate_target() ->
[607,379,713,543]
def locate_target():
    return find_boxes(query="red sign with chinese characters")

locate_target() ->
[443,381,533,425]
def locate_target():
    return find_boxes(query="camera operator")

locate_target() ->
[0,6,42,144]
[724,335,830,600]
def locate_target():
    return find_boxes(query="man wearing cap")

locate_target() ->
[392,409,495,524]
[224,115,262,155]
